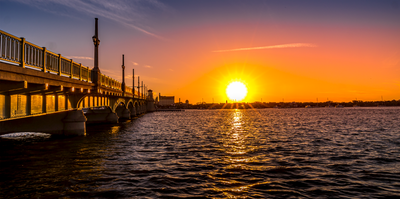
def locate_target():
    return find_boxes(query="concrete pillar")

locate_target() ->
[130,104,136,117]
[85,107,119,124]
[62,110,87,136]
[26,94,32,115]
[4,94,11,118]
[55,93,59,111]
[42,94,47,113]
[65,95,69,110]
[106,112,119,123]
[121,109,130,120]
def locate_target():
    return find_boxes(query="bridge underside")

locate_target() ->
[0,64,149,135]
[0,28,154,136]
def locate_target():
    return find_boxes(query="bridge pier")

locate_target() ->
[121,109,131,120]
[0,109,87,136]
[62,110,87,136]
[85,107,118,124]
[130,107,136,118]
[115,105,130,120]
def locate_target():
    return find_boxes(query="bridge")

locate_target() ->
[0,18,155,136]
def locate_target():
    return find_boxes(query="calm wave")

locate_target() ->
[1,107,400,198]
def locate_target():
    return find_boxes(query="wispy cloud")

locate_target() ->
[15,0,170,39]
[213,43,317,52]
[132,62,138,66]
[66,56,93,60]
[144,65,152,68]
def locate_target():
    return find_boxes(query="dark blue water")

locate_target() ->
[1,108,400,198]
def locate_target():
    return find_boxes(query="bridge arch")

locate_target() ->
[127,100,136,117]
[112,98,127,112]
[76,94,110,109]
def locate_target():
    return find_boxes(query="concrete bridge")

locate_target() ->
[0,18,155,136]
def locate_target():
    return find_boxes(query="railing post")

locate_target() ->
[70,59,73,79]
[87,67,90,82]
[79,63,82,80]
[42,94,47,113]
[20,37,25,68]
[58,54,62,76]
[42,47,47,73]
[26,94,32,116]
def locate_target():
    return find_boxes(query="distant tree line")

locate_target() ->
[167,99,400,109]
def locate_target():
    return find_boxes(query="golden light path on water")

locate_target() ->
[210,109,268,197]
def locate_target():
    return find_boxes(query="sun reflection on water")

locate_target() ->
[213,109,258,197]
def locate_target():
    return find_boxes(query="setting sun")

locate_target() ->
[226,81,248,102]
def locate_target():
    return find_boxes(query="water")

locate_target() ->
[1,108,400,198]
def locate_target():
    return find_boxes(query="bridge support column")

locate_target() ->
[137,105,141,115]
[4,94,11,118]
[0,110,87,136]
[121,109,130,120]
[85,107,119,124]
[142,105,146,113]
[130,107,136,118]
[115,106,130,120]
[62,110,87,136]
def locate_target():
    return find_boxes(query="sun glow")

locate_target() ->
[226,81,248,101]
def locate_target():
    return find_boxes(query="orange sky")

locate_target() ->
[1,0,399,103]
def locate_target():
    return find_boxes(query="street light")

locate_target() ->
[92,18,100,71]
[92,35,100,46]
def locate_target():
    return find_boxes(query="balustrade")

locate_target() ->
[1,30,139,94]
[45,51,59,73]
[60,57,71,75]
[24,41,43,69]
[0,30,21,64]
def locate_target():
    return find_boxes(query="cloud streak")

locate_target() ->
[15,0,169,39]
[213,43,317,52]
[66,56,93,60]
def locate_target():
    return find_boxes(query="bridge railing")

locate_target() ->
[100,74,121,90]
[1,29,141,96]
[0,30,21,64]
[1,30,93,83]
[125,86,133,95]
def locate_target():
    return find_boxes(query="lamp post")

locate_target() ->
[92,18,101,92]
[121,54,125,95]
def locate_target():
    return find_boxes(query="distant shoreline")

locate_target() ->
[158,100,400,109]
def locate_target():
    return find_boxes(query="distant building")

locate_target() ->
[159,93,175,106]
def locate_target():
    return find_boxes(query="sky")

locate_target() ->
[1,0,399,103]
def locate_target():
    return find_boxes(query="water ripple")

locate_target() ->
[1,108,400,198]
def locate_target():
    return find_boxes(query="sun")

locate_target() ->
[226,81,248,101]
